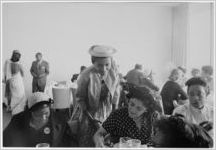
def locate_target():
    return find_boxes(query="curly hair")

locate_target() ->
[126,84,162,113]
[152,115,213,147]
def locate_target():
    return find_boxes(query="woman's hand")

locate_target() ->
[94,136,105,147]
[93,126,108,147]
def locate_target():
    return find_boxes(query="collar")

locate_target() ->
[37,60,43,64]
[189,104,206,113]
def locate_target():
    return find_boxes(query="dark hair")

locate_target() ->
[71,74,79,82]
[126,85,161,113]
[135,64,142,70]
[80,66,87,72]
[185,77,209,95]
[11,52,21,62]
[36,52,42,57]
[186,77,207,87]
[153,115,213,147]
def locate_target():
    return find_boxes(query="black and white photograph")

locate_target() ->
[1,0,215,148]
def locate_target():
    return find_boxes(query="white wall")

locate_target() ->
[3,3,173,97]
[187,3,213,70]
[172,4,189,67]
[171,3,213,76]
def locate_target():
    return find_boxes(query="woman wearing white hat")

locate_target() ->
[3,92,76,147]
[71,45,121,147]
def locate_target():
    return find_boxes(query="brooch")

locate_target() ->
[44,127,51,134]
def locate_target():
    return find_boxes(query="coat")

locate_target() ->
[3,110,77,147]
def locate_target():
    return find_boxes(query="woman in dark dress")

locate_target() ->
[3,92,75,147]
[93,86,162,147]
[160,68,188,115]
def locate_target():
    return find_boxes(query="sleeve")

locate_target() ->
[102,110,120,135]
[45,61,50,75]
[75,73,89,110]
[30,62,36,77]
[141,77,160,91]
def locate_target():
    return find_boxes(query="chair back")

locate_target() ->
[52,86,72,109]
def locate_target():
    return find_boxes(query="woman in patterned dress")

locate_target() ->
[93,86,162,147]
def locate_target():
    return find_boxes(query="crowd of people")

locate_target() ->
[3,46,214,148]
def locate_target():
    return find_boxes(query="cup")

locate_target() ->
[36,143,50,147]
[119,137,132,148]
[130,139,141,148]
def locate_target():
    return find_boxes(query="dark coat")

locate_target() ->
[3,110,77,147]
[160,80,188,115]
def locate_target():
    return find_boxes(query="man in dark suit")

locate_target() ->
[30,52,49,92]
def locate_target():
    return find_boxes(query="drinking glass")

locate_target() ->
[130,139,141,148]
[119,137,132,148]
[36,143,50,147]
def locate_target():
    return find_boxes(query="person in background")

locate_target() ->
[151,115,213,148]
[71,45,121,147]
[160,68,188,115]
[201,65,213,92]
[30,52,49,92]
[173,77,213,138]
[125,64,159,91]
[71,66,87,83]
[3,50,26,115]
[3,92,76,147]
[177,66,187,88]
[125,64,145,87]
[93,86,162,147]
[191,68,201,78]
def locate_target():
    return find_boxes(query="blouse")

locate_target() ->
[102,108,152,144]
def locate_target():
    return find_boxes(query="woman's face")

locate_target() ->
[93,57,111,76]
[128,98,147,119]
[32,106,50,124]
[188,85,207,109]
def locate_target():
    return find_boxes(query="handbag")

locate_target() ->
[67,104,83,135]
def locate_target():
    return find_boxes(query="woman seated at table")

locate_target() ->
[151,115,213,148]
[93,86,162,147]
[3,92,76,147]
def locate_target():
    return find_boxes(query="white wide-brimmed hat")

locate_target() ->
[89,45,117,57]
[28,92,50,109]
